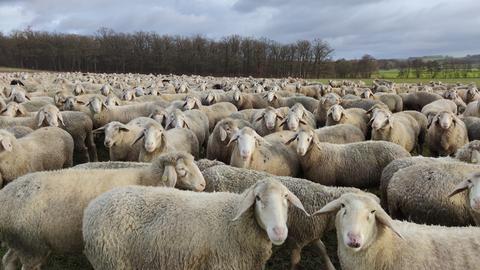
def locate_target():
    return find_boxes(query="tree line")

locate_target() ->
[0,28,385,79]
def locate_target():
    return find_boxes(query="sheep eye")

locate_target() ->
[467,179,473,184]
[255,195,261,201]
[340,203,345,208]
[284,193,288,198]
[370,210,376,214]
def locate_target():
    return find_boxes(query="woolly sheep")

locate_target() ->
[400,91,443,111]
[340,98,385,111]
[280,103,316,131]
[5,126,33,138]
[463,100,480,117]
[182,96,238,130]
[293,125,365,147]
[314,93,340,126]
[0,101,29,117]
[426,111,469,156]
[0,151,205,270]
[229,127,299,176]
[443,89,467,113]
[251,106,287,136]
[206,117,253,163]
[285,129,410,187]
[326,104,369,136]
[201,164,363,270]
[166,108,209,147]
[82,178,309,270]
[461,116,480,141]
[369,109,420,152]
[314,193,480,270]
[133,122,199,161]
[264,91,318,112]
[0,127,73,187]
[421,99,458,123]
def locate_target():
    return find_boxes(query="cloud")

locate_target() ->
[0,0,478,59]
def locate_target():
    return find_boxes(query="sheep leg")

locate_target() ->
[290,243,303,270]
[73,137,90,164]
[2,249,20,270]
[86,131,98,162]
[315,239,336,270]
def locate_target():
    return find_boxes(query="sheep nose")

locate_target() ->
[272,226,287,240]
[347,232,362,248]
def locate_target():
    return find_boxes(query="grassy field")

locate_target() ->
[0,67,44,73]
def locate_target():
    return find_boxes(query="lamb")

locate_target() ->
[0,127,73,187]
[93,117,158,161]
[37,105,98,163]
[166,108,209,147]
[286,129,410,187]
[385,162,480,226]
[251,106,287,136]
[280,103,316,131]
[369,108,421,153]
[314,192,480,270]
[314,93,341,126]
[133,122,199,161]
[0,151,205,270]
[426,111,469,156]
[326,104,369,136]
[229,127,299,176]
[206,117,253,163]
[201,164,364,270]
[400,91,443,111]
[82,178,309,270]
[182,96,238,130]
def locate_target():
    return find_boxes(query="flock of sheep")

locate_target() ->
[0,73,479,270]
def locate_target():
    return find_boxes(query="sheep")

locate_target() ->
[458,87,480,103]
[100,84,112,96]
[314,192,480,270]
[296,84,321,99]
[421,99,458,123]
[182,96,238,130]
[326,104,369,136]
[293,125,365,147]
[362,90,403,112]
[104,93,123,106]
[229,108,263,122]
[285,129,410,187]
[166,108,209,147]
[0,127,73,187]
[93,117,157,161]
[0,102,29,117]
[264,91,318,112]
[82,178,309,270]
[340,98,385,111]
[426,111,469,156]
[461,116,480,140]
[134,122,199,161]
[314,93,341,126]
[0,151,205,270]
[5,126,33,138]
[443,89,467,113]
[385,162,480,226]
[229,127,299,176]
[230,90,255,109]
[463,100,480,117]
[37,105,98,163]
[251,106,287,136]
[7,87,30,103]
[369,108,421,153]
[201,164,363,270]
[206,118,253,163]
[400,91,443,111]
[201,90,231,105]
[280,103,316,131]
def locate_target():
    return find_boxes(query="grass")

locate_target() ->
[0,67,44,73]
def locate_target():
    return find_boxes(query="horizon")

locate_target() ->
[1,0,479,60]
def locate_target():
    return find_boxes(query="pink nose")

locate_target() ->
[240,150,250,159]
[272,226,287,240]
[347,232,361,248]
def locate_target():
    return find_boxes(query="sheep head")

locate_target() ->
[0,130,14,152]
[36,105,65,127]
[233,178,309,245]
[313,193,403,252]
[86,96,108,114]
[432,111,456,130]
[256,107,283,130]
[370,109,392,130]
[327,104,345,122]
[1,102,27,117]
[94,121,130,148]
[449,172,480,214]
[228,127,265,161]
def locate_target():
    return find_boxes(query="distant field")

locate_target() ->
[0,67,44,73]
[312,77,480,85]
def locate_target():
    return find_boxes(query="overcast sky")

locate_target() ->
[0,0,479,59]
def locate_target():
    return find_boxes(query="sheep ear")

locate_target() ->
[232,186,256,221]
[57,112,65,126]
[276,113,284,120]
[194,99,201,109]
[25,94,31,101]
[299,118,307,125]
[285,134,297,145]
[36,111,45,127]
[102,102,109,111]
[255,115,264,122]
[18,105,27,116]
[279,119,286,127]
[131,130,145,145]
[312,198,343,216]
[183,121,190,129]
[162,165,177,187]
[449,179,470,198]
[375,208,404,239]
[119,126,130,132]
[287,190,310,216]
[76,100,86,105]
[0,108,7,114]
[227,133,239,147]
[219,126,228,142]
[1,138,13,152]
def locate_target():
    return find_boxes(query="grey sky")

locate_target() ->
[0,0,479,59]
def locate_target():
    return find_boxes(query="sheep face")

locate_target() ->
[371,110,392,130]
[173,156,206,192]
[143,125,164,153]
[323,93,340,106]
[450,173,480,213]
[313,193,402,252]
[218,120,237,142]
[149,108,167,126]
[328,105,344,122]
[233,179,309,245]
[183,96,201,110]
[205,93,215,105]
[1,102,26,117]
[102,122,130,148]
[435,112,454,130]
[36,105,64,127]
[289,129,314,156]
[167,111,188,129]
[54,91,68,107]
[9,88,29,103]
[105,95,120,106]
[265,91,277,103]
[258,108,282,130]
[87,97,106,114]
[73,84,85,96]
[100,84,111,96]
[121,89,135,101]
[467,88,479,101]
[134,87,144,97]
[232,90,241,102]
[0,131,13,152]
[255,84,264,93]
[361,90,373,99]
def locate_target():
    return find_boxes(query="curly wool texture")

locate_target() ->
[83,185,273,270]
[386,162,480,226]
